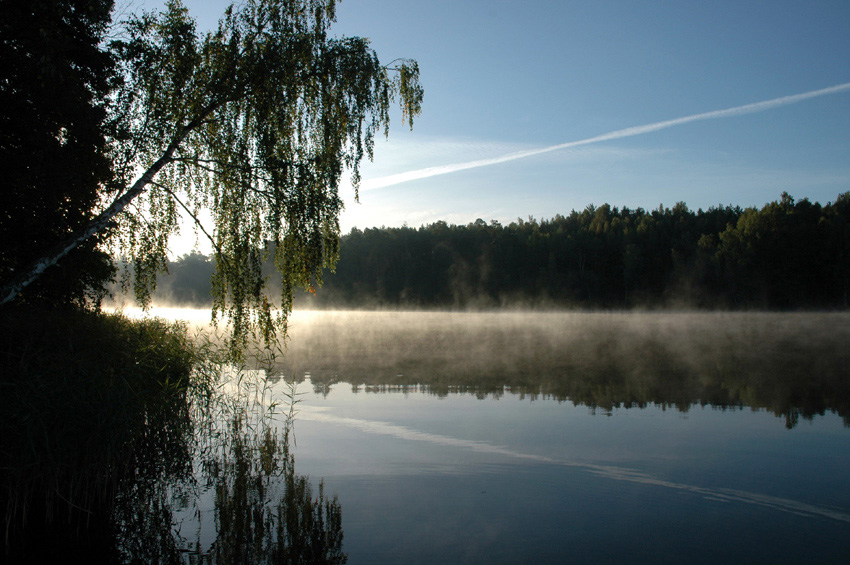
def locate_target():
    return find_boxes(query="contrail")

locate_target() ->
[363,81,850,190]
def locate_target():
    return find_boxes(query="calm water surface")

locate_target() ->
[272,311,850,563]
[286,380,850,563]
[32,309,850,562]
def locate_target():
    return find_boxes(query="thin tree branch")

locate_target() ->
[168,155,280,196]
[150,180,234,273]
[0,104,221,306]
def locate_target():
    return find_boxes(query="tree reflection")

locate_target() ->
[278,312,850,429]
[3,356,346,563]
[185,407,345,564]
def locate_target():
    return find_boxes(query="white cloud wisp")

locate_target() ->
[362,81,850,191]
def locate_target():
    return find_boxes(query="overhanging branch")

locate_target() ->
[0,107,218,306]
[151,180,234,273]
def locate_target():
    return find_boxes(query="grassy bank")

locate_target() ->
[0,306,199,558]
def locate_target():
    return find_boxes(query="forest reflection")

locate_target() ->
[277,311,850,429]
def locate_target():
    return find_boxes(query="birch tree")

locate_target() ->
[0,0,422,351]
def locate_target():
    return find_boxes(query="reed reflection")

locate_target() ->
[182,381,346,565]
[2,319,345,563]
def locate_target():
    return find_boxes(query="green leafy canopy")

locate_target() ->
[107,0,422,352]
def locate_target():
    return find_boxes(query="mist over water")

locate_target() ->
[271,309,850,562]
[86,306,850,561]
[278,310,848,424]
[131,306,850,426]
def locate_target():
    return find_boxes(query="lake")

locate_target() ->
[276,311,850,563]
[11,310,850,562]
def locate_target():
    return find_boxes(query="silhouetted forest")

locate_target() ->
[149,191,850,309]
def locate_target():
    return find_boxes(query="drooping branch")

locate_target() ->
[151,180,234,273]
[1,0,424,351]
[168,156,276,184]
[0,116,207,306]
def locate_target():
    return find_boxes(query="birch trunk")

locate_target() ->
[0,135,186,306]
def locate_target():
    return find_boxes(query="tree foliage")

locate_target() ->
[110,0,421,349]
[1,0,422,352]
[0,0,117,307]
[154,192,850,310]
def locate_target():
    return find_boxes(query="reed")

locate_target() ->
[0,306,198,555]
[1,306,344,562]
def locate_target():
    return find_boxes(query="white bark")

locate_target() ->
[0,134,187,306]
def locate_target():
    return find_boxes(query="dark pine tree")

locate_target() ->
[0,0,117,307]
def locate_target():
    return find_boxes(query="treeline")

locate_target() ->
[150,192,850,309]
[274,311,850,429]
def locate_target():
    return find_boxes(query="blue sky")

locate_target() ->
[138,0,850,240]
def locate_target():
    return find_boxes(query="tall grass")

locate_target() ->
[1,306,346,563]
[0,307,198,555]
